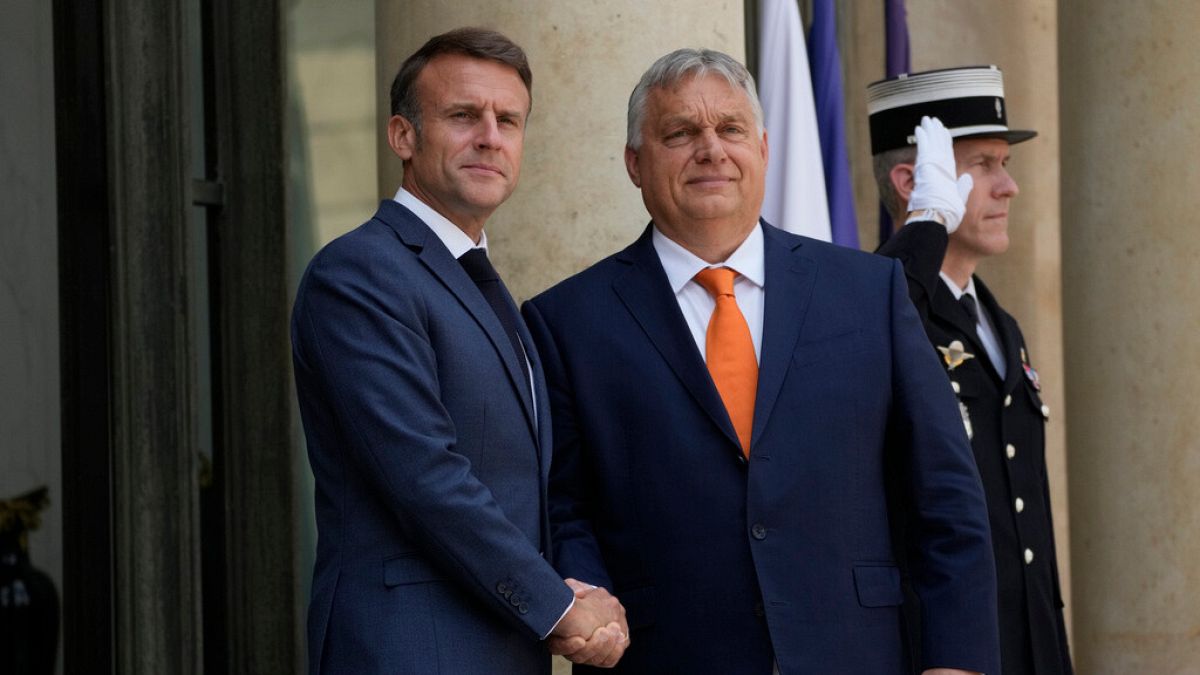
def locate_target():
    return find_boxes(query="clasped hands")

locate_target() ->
[549,578,630,667]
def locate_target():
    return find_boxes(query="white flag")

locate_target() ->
[757,0,832,241]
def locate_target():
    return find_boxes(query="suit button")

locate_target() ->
[1024,548,1035,564]
[1004,394,1013,407]
[751,524,767,540]
[1015,497,1025,513]
[518,602,529,615]
[496,582,509,594]
[510,595,521,607]
[1042,404,1051,420]
[1006,444,1016,459]
[754,602,765,617]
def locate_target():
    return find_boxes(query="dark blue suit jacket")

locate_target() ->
[523,222,1001,674]
[292,200,573,674]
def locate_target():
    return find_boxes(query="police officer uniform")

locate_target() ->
[870,67,1073,675]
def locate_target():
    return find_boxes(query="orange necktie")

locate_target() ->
[694,267,758,456]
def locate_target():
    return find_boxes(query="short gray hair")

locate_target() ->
[872,145,917,222]
[626,48,764,149]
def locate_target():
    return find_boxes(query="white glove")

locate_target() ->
[906,116,974,234]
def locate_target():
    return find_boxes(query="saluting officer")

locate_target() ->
[870,66,1073,675]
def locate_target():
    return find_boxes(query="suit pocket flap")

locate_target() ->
[853,565,903,608]
[383,554,444,587]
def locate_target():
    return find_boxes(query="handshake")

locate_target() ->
[548,578,631,668]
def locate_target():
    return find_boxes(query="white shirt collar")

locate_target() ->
[652,222,765,293]
[939,271,979,301]
[393,186,487,258]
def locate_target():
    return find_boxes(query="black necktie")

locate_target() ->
[457,248,531,388]
[960,293,980,325]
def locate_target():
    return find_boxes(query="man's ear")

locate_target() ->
[387,115,417,161]
[890,162,916,205]
[624,145,641,187]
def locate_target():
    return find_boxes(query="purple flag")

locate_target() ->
[885,0,911,77]
[880,0,911,244]
[807,0,859,249]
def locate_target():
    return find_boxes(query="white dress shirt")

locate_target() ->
[394,187,488,255]
[940,272,1007,380]
[652,223,765,362]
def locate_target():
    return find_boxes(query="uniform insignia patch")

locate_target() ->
[937,340,975,371]
[1021,348,1041,390]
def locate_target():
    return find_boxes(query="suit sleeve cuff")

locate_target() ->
[542,597,575,640]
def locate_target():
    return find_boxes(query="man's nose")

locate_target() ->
[475,114,502,149]
[996,167,1019,198]
[693,128,727,162]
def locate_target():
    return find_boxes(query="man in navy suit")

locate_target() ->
[292,28,627,674]
[522,49,1000,674]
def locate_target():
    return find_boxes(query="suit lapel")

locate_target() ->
[751,224,817,450]
[611,226,743,451]
[375,201,540,442]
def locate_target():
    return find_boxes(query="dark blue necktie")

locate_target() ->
[457,248,531,389]
[960,293,980,325]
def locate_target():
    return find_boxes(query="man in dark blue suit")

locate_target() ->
[523,49,1001,674]
[291,28,627,674]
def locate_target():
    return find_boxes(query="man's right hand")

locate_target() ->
[907,116,974,233]
[548,579,630,668]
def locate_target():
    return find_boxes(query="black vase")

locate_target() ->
[0,501,59,675]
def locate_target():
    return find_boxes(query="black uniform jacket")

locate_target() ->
[878,221,1073,675]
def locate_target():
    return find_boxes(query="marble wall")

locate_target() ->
[1060,1,1200,670]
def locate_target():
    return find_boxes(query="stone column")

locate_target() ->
[1060,1,1200,671]
[375,1,744,301]
[842,0,1071,634]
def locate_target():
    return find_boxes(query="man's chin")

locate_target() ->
[458,187,513,213]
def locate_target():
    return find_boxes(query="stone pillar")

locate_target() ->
[375,1,744,301]
[1059,1,1200,671]
[843,0,1072,634]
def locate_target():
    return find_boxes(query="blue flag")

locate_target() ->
[880,0,911,245]
[807,0,859,249]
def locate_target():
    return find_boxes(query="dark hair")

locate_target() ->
[389,27,532,135]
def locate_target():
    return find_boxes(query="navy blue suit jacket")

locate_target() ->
[523,223,1001,674]
[292,200,573,674]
